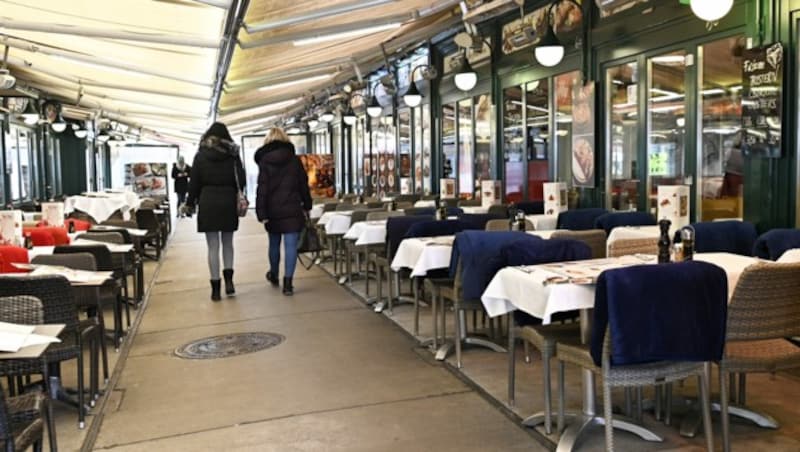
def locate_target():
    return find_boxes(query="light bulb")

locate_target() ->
[690,0,733,22]
[535,45,565,67]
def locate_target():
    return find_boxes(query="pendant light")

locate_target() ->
[320,108,335,123]
[97,128,110,143]
[534,2,564,68]
[51,113,67,133]
[454,54,478,92]
[343,106,357,126]
[74,123,89,139]
[403,80,422,108]
[308,116,319,129]
[20,100,40,125]
[690,0,733,22]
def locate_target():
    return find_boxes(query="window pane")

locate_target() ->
[647,51,686,214]
[474,94,492,198]
[555,71,581,198]
[526,79,549,201]
[399,108,411,193]
[607,62,639,210]
[5,128,20,200]
[442,103,456,180]
[503,85,524,203]
[700,36,745,221]
[413,107,423,193]
[18,130,31,199]
[383,119,396,194]
[458,98,474,199]
[421,104,431,194]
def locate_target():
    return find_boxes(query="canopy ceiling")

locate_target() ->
[1,0,463,144]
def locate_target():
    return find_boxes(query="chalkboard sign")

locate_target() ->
[741,43,783,158]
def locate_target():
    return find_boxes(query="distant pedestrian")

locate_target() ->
[255,128,312,296]
[184,122,246,301]
[171,156,191,216]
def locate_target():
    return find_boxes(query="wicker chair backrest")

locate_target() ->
[77,231,125,245]
[552,230,608,259]
[366,211,404,221]
[607,238,658,258]
[55,245,113,271]
[33,253,96,272]
[726,262,800,341]
[0,276,78,329]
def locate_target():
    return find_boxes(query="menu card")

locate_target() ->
[0,210,23,246]
[41,202,65,227]
[0,322,60,353]
[543,182,568,216]
[481,180,502,208]
[742,43,783,158]
[657,185,690,235]
[440,178,456,199]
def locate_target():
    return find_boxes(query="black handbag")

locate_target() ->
[297,218,322,253]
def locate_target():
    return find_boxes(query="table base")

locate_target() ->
[556,414,662,452]
[433,337,506,362]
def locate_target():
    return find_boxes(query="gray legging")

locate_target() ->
[205,231,234,280]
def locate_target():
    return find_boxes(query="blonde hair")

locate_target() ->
[265,127,290,144]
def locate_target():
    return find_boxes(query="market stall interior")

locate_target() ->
[1,0,800,451]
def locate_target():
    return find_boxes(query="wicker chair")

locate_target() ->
[0,296,48,452]
[607,237,658,258]
[94,222,144,303]
[458,199,481,207]
[484,219,535,232]
[363,211,404,301]
[335,203,353,211]
[551,230,608,259]
[487,204,509,218]
[135,209,163,260]
[0,276,96,429]
[77,231,137,315]
[341,209,383,284]
[54,245,125,349]
[717,262,800,452]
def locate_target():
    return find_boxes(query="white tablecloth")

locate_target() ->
[65,192,142,223]
[344,221,387,246]
[390,230,555,277]
[318,210,352,226]
[89,225,148,237]
[481,252,760,323]
[324,213,353,235]
[526,214,558,231]
[778,249,800,263]
[414,200,437,208]
[309,205,325,219]
[460,206,489,214]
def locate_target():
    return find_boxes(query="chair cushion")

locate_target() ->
[0,246,29,273]
[753,229,800,261]
[591,260,728,366]
[691,220,758,256]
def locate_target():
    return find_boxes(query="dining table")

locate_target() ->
[605,225,660,254]
[65,192,142,223]
[481,252,761,451]
[526,214,559,231]
[344,220,388,246]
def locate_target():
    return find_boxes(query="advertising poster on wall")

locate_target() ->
[125,163,168,196]
[572,82,596,187]
[299,154,335,197]
[741,42,783,158]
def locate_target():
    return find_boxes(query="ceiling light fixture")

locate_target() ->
[689,0,733,22]
[342,106,357,126]
[74,124,88,139]
[51,113,67,133]
[534,2,564,68]
[454,53,477,92]
[292,23,401,46]
[20,100,40,125]
[257,74,333,92]
[402,65,436,108]
[320,108,335,123]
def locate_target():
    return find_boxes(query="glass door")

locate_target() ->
[503,85,524,203]
[526,79,549,201]
[457,98,474,199]
[442,103,457,181]
[474,94,492,198]
[398,108,412,193]
[607,61,639,211]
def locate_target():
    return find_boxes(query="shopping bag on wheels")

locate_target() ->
[297,218,323,270]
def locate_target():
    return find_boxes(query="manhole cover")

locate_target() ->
[174,332,284,359]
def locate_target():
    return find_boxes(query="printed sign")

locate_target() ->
[440,178,456,199]
[742,43,783,158]
[0,210,23,246]
[41,202,65,227]
[543,182,568,216]
[481,180,502,208]
[125,163,168,196]
[572,81,596,187]
[657,185,690,235]
[299,154,335,198]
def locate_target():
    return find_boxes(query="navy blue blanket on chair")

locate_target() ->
[691,221,758,256]
[590,261,728,367]
[457,213,506,230]
[405,220,464,239]
[593,212,656,234]
[516,201,545,215]
[385,215,434,259]
[557,208,608,231]
[446,207,464,217]
[752,229,800,260]
[449,231,541,300]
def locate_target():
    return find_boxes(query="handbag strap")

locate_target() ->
[232,158,244,197]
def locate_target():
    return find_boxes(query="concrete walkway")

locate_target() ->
[91,216,542,451]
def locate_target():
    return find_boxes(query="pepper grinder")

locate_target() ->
[658,219,672,264]
[681,226,695,261]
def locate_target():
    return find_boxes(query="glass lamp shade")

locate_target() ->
[51,121,67,133]
[20,101,39,125]
[454,57,478,92]
[403,81,423,108]
[343,111,357,126]
[367,96,383,118]
[690,0,733,22]
[320,111,335,122]
[97,133,110,143]
[535,44,565,67]
[308,119,319,129]
[74,129,88,139]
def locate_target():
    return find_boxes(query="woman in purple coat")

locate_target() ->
[255,128,312,295]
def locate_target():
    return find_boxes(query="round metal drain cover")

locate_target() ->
[174,332,284,359]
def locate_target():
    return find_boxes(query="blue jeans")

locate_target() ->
[268,232,299,278]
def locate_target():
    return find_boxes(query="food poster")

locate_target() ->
[400,178,412,195]
[543,182,568,216]
[572,82,595,187]
[125,163,168,196]
[657,185,690,234]
[0,210,23,246]
[440,179,456,199]
[41,202,65,227]
[481,180,502,208]
[299,154,335,198]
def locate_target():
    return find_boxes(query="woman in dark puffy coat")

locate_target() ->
[185,122,246,301]
[255,128,312,295]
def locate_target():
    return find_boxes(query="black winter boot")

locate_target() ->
[266,270,279,287]
[210,280,221,301]
[282,277,293,296]
[223,269,235,296]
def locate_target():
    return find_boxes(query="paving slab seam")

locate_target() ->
[80,238,173,452]
[93,389,475,450]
